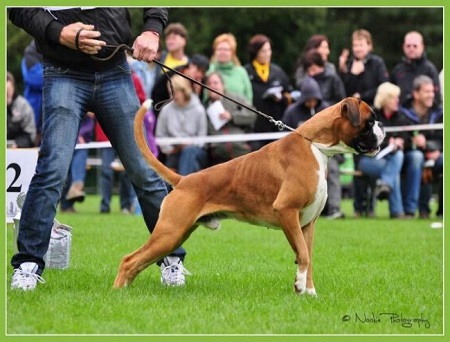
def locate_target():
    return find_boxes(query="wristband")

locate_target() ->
[75,28,84,50]
[149,31,160,38]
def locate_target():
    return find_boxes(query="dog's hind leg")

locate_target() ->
[301,221,317,296]
[113,220,197,288]
[113,191,202,288]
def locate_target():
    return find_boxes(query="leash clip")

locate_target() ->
[273,120,286,131]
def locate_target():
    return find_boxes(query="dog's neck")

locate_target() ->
[295,114,355,157]
[296,122,338,154]
[296,110,341,142]
[312,141,355,156]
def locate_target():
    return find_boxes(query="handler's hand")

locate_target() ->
[132,31,160,62]
[59,22,106,54]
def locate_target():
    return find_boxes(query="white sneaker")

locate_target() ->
[160,256,191,286]
[11,262,45,291]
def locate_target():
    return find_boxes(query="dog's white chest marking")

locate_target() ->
[300,144,328,227]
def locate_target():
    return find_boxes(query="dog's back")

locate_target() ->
[171,131,320,228]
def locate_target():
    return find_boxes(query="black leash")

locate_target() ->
[91,44,296,132]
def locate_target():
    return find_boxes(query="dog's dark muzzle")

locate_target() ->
[352,121,385,155]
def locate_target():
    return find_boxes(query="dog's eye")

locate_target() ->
[360,117,375,136]
[365,116,375,130]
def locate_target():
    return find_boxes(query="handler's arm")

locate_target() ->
[9,8,64,44]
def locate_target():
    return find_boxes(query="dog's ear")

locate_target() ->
[341,98,361,127]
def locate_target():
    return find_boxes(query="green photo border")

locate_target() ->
[2,1,447,342]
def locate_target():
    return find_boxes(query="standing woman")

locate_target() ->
[208,33,253,103]
[338,29,389,106]
[244,34,293,150]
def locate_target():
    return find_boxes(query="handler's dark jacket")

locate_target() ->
[9,8,168,71]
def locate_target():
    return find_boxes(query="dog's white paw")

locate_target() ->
[203,218,221,230]
[306,287,317,296]
[294,270,307,294]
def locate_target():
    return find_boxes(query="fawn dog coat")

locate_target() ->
[113,97,385,294]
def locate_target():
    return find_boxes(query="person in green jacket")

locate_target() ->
[207,33,253,103]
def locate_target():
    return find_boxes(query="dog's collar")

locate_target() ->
[293,130,311,142]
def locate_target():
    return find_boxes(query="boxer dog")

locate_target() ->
[113,97,385,295]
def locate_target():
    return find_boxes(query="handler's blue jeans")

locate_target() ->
[12,60,186,274]
[358,150,404,217]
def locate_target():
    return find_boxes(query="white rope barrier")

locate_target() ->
[74,123,443,149]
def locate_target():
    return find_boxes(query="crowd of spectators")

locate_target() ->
[7,25,443,220]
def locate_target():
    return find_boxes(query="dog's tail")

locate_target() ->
[134,100,182,187]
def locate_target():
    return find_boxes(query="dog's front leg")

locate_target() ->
[302,221,317,296]
[274,207,310,295]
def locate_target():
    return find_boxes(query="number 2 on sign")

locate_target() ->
[7,163,23,193]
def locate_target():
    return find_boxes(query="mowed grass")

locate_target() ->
[6,195,444,335]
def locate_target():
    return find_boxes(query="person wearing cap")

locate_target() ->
[160,22,189,70]
[130,22,189,100]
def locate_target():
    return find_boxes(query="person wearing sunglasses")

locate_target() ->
[390,31,441,106]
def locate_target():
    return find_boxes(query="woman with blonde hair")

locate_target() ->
[208,33,253,103]
[354,81,410,218]
[373,81,401,110]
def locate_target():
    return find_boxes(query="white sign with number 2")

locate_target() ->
[6,149,38,223]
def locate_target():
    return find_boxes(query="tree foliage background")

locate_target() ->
[7,7,443,93]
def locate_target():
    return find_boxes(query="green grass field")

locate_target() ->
[5,196,444,336]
